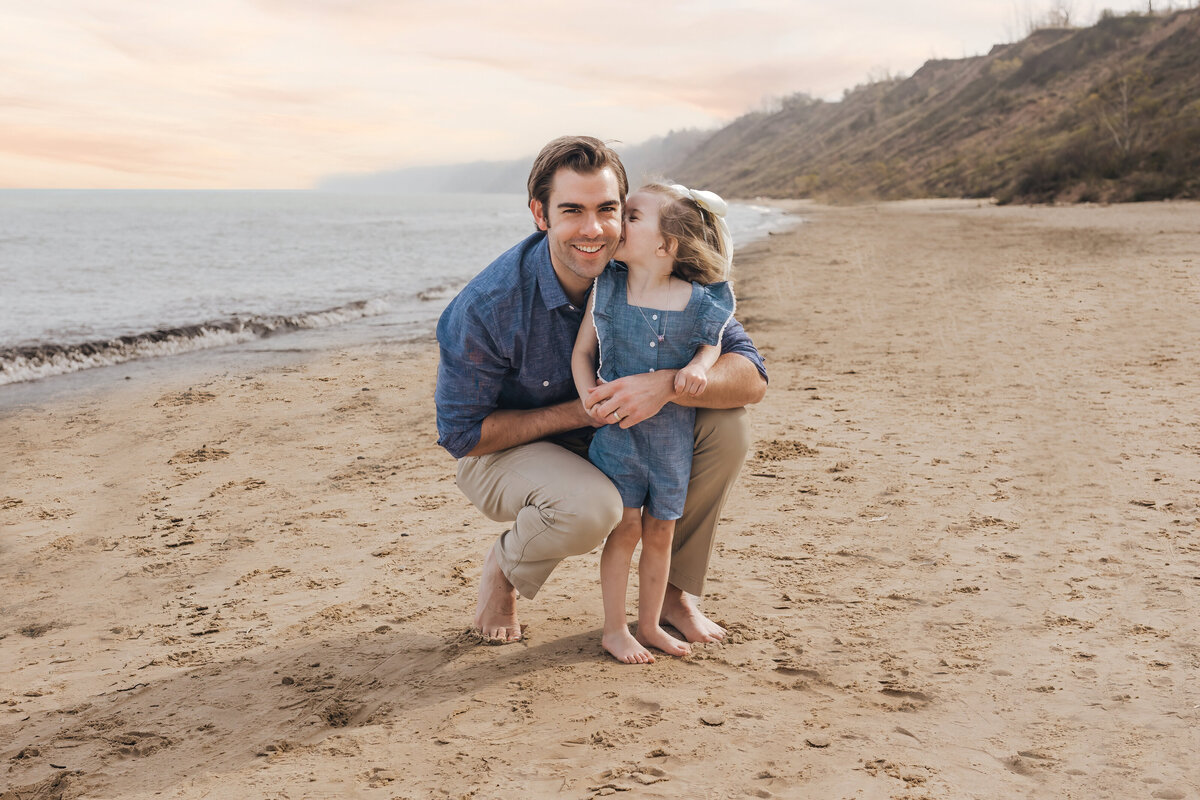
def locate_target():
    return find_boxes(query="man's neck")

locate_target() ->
[550,260,592,307]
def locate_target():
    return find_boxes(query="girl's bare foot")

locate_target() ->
[661,586,725,643]
[636,624,692,657]
[603,628,655,664]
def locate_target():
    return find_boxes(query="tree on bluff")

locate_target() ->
[1084,68,1156,163]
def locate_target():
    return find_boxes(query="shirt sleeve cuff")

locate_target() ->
[437,423,482,459]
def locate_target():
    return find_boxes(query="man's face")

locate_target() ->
[530,167,622,297]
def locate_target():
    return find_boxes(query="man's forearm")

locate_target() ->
[585,352,766,429]
[465,399,591,457]
[673,352,767,409]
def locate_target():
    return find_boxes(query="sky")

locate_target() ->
[0,0,1168,189]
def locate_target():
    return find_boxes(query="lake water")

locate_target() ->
[0,190,795,386]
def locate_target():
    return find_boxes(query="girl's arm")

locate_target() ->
[571,305,608,423]
[585,351,766,429]
[674,344,720,396]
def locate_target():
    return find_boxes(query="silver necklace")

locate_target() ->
[633,280,670,343]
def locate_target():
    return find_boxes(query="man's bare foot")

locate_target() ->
[603,627,655,664]
[636,624,692,657]
[473,543,521,643]
[661,586,725,643]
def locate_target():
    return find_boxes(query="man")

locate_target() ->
[435,135,767,644]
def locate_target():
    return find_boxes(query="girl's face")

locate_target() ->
[615,190,668,269]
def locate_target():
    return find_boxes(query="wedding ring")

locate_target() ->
[611,410,622,421]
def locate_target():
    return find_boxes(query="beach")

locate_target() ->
[2,199,1198,799]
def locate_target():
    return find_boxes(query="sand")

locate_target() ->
[2,199,1198,800]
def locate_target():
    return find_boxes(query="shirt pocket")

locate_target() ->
[516,358,574,400]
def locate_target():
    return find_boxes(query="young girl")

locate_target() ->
[572,182,735,664]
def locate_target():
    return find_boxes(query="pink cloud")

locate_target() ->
[0,124,223,181]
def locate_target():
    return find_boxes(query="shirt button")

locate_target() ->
[652,314,658,320]
[649,368,655,372]
[568,305,576,311]
[542,380,549,386]
[650,341,656,348]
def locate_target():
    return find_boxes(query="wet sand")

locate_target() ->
[2,199,1198,799]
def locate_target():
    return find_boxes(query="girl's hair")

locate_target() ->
[641,182,730,285]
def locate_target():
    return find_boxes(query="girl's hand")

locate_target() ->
[582,398,612,425]
[675,365,708,396]
[576,376,610,425]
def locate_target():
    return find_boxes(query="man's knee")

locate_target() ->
[694,407,752,466]
[456,440,622,556]
[555,480,622,553]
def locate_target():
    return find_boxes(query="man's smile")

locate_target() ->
[573,243,605,254]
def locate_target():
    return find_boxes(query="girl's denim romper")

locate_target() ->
[588,265,735,520]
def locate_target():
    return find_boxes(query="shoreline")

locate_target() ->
[1,198,801,399]
[2,199,1197,798]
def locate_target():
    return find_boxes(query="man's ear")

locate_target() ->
[530,198,549,231]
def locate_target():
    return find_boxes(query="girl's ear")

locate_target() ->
[658,236,679,258]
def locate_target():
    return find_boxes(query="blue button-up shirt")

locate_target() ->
[435,231,767,458]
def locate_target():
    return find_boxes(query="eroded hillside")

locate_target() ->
[674,9,1200,203]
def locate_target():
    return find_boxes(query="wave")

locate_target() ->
[0,298,389,386]
[415,280,467,302]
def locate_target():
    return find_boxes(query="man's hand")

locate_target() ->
[585,370,678,428]
[585,352,766,429]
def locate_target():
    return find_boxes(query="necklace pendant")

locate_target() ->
[657,334,665,343]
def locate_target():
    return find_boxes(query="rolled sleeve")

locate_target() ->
[719,317,768,383]
[697,281,736,346]
[435,300,509,458]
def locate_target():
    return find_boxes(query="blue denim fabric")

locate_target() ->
[435,232,767,459]
[588,266,735,519]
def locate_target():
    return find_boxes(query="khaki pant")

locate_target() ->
[456,407,750,599]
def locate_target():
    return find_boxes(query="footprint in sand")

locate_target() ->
[37,505,75,520]
[107,730,174,759]
[411,494,449,510]
[878,686,933,711]
[754,439,818,461]
[168,445,230,464]
[18,621,56,638]
[588,763,670,796]
[1,773,81,798]
[154,390,216,407]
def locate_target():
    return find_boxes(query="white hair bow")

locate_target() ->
[670,184,733,278]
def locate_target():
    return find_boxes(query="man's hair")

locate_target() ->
[527,136,629,221]
[641,182,731,286]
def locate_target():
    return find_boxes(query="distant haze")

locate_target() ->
[1,0,1167,189]
[316,130,714,195]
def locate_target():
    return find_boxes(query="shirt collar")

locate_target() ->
[533,235,577,311]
